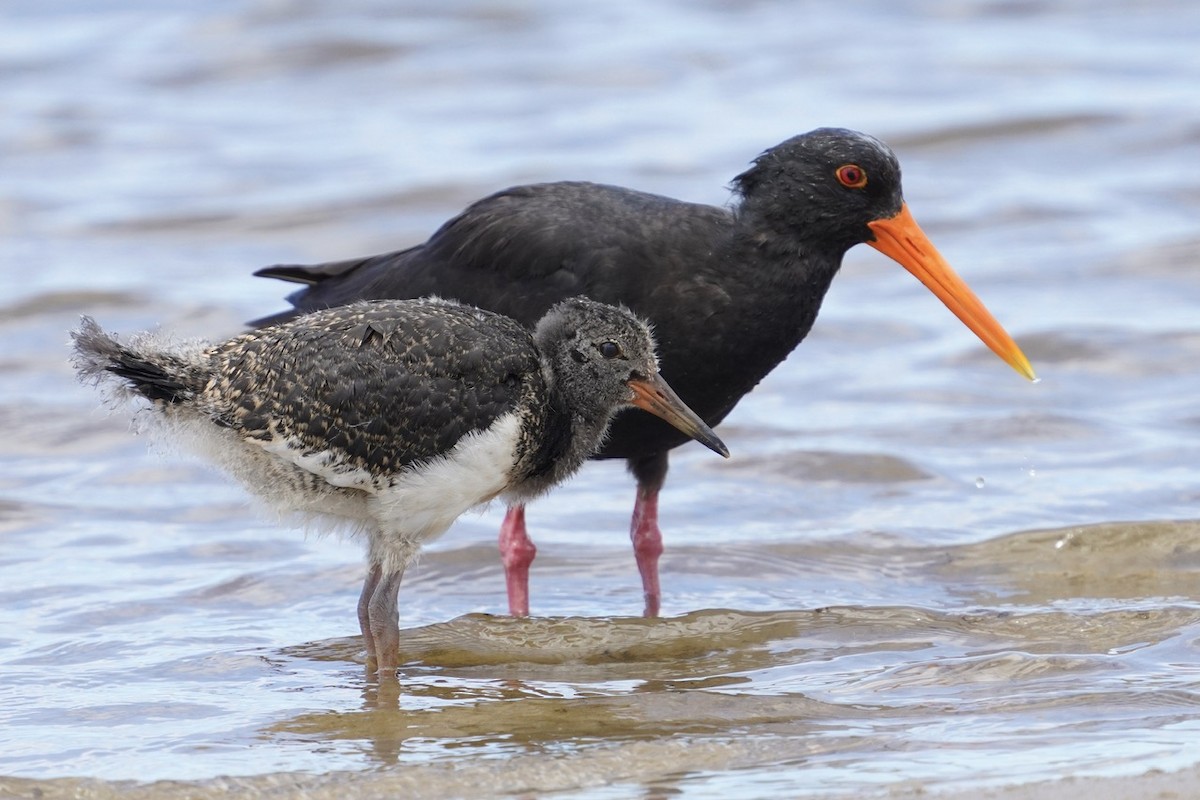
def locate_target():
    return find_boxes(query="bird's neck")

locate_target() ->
[644,227,846,427]
[716,223,847,344]
[508,370,616,501]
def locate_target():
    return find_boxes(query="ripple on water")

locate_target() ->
[940,519,1200,602]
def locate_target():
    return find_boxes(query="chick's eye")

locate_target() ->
[836,164,868,189]
[598,341,622,359]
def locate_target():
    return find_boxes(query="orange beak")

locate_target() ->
[868,203,1036,381]
[627,373,730,458]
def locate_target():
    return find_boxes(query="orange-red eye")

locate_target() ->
[836,164,868,188]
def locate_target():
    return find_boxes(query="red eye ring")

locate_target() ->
[836,164,868,189]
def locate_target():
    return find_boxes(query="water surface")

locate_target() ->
[3,1,1200,797]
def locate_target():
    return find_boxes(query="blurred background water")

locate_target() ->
[3,1,1200,798]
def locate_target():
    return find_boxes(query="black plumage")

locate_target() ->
[72,297,727,675]
[253,127,1035,618]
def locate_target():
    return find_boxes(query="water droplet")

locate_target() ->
[975,477,985,489]
[1031,377,1042,385]
[1028,468,1037,478]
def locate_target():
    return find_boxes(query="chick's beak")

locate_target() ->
[626,372,729,458]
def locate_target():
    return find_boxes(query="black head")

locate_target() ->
[534,297,727,457]
[733,127,905,252]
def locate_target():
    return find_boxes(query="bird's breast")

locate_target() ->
[367,411,525,537]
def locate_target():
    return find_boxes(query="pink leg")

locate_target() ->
[498,504,535,617]
[630,485,663,618]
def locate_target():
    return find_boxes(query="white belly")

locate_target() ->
[370,411,521,538]
[253,411,523,573]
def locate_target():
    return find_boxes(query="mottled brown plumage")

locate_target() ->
[211,301,540,480]
[72,297,726,675]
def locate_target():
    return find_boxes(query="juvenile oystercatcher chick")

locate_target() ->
[71,297,728,674]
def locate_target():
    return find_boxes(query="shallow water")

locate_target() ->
[3,0,1200,797]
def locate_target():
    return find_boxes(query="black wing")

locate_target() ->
[252,181,735,330]
[213,300,538,478]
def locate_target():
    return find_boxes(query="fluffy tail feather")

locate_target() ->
[71,316,199,405]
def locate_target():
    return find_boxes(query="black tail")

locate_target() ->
[248,247,418,328]
[71,317,196,405]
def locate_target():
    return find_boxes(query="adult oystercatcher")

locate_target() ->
[253,127,1036,618]
[72,297,728,674]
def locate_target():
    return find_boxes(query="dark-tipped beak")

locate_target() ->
[627,373,730,458]
[867,203,1036,381]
